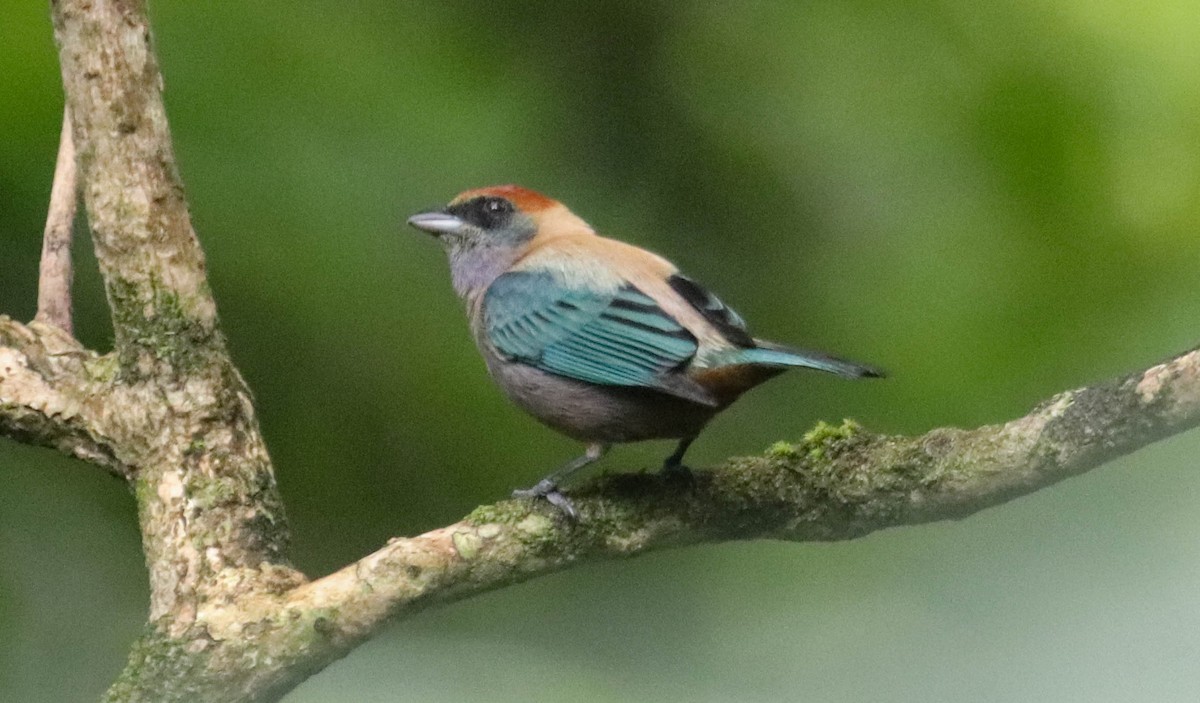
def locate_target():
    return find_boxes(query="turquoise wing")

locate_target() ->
[483,270,709,400]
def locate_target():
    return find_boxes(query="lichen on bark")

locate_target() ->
[0,1,1194,702]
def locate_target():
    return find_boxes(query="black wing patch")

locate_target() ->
[667,274,755,347]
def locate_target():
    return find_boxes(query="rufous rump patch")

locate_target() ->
[692,364,779,403]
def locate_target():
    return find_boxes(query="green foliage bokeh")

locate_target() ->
[2,1,1199,701]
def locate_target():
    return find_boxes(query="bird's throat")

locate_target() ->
[447,244,521,299]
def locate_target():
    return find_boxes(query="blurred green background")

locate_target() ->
[3,1,1199,701]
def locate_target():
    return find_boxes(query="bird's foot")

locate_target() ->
[660,461,695,485]
[512,479,578,520]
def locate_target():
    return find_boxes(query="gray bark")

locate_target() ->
[0,1,1195,701]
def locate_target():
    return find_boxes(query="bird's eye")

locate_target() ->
[484,198,512,215]
[452,196,515,230]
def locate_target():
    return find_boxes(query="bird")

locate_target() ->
[408,185,881,518]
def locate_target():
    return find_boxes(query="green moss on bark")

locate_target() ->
[107,278,224,377]
[103,626,212,703]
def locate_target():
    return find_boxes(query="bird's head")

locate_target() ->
[408,185,593,296]
[408,185,591,251]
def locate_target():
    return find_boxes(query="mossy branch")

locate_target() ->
[286,345,1200,656]
[2,1,1195,702]
[95,344,1200,703]
[53,0,222,369]
[51,0,297,654]
[0,316,124,473]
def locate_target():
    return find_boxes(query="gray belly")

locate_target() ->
[480,347,718,444]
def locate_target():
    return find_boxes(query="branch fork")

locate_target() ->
[1,1,1196,701]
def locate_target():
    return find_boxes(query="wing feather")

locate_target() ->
[483,270,716,405]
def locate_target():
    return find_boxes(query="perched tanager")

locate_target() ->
[409,185,880,517]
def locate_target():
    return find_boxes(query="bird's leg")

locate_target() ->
[513,443,609,519]
[660,437,695,482]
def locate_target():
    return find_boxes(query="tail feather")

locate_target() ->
[733,341,885,379]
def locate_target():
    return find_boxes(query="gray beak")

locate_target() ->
[407,211,466,236]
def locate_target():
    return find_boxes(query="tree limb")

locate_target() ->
[0,316,124,474]
[53,0,226,376]
[34,106,78,334]
[9,1,1194,702]
[52,0,299,639]
[97,344,1200,703]
[284,345,1200,664]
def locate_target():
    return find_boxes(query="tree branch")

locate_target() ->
[103,346,1200,703]
[34,106,78,334]
[0,316,123,474]
[52,0,298,638]
[282,346,1200,661]
[12,1,1196,702]
[53,0,222,373]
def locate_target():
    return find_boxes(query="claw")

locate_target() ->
[661,436,697,486]
[660,462,695,485]
[511,443,606,521]
[512,479,578,520]
[511,478,557,500]
[542,489,578,520]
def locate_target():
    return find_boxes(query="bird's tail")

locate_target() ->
[733,340,885,379]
